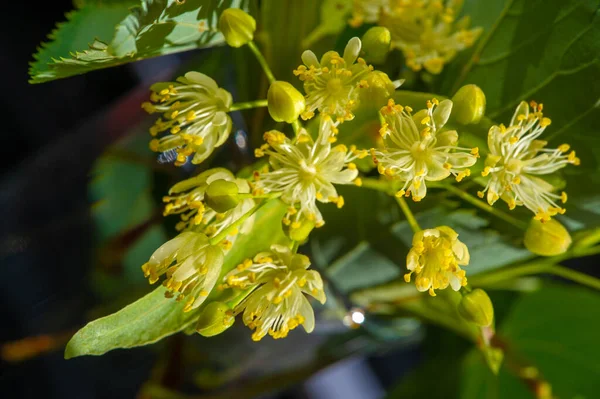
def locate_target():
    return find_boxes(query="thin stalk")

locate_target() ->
[443,183,528,230]
[396,196,421,233]
[237,192,281,200]
[248,41,276,84]
[471,262,600,291]
[230,99,268,111]
[291,119,302,135]
[209,200,267,246]
[290,240,300,254]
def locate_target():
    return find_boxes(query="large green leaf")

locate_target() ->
[29,2,135,83]
[441,0,600,202]
[30,0,243,83]
[65,199,287,358]
[461,284,600,398]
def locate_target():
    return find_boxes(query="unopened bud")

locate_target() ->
[358,71,396,107]
[451,84,486,125]
[283,218,315,242]
[524,218,572,256]
[361,27,391,64]
[205,179,240,213]
[196,302,235,337]
[267,81,306,123]
[458,288,494,327]
[218,8,256,48]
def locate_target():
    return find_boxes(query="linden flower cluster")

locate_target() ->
[479,101,580,222]
[351,0,483,74]
[221,245,326,341]
[372,98,479,201]
[143,72,233,165]
[404,226,470,296]
[253,116,365,228]
[294,37,377,122]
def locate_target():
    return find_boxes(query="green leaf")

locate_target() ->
[65,199,287,358]
[461,284,600,398]
[29,2,135,83]
[30,0,244,83]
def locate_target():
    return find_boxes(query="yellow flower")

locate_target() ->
[293,37,377,122]
[372,98,478,201]
[143,72,232,165]
[480,101,579,222]
[222,245,326,341]
[375,0,482,74]
[162,168,255,239]
[253,116,362,227]
[141,232,224,312]
[404,226,469,296]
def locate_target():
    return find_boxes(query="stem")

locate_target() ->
[209,200,268,246]
[396,196,421,233]
[248,41,276,84]
[290,240,300,254]
[230,99,268,111]
[237,192,281,200]
[291,120,302,135]
[471,262,600,291]
[443,183,528,230]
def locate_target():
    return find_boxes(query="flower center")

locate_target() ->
[410,141,429,160]
[327,78,344,95]
[299,160,318,181]
[506,158,523,174]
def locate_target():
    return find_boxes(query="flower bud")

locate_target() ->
[524,218,572,256]
[218,8,256,48]
[358,71,396,107]
[267,81,306,123]
[283,218,315,242]
[458,288,494,327]
[361,27,391,64]
[451,84,486,125]
[196,302,235,337]
[204,179,240,213]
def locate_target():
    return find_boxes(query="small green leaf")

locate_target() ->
[64,286,197,358]
[65,199,288,358]
[30,0,245,83]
